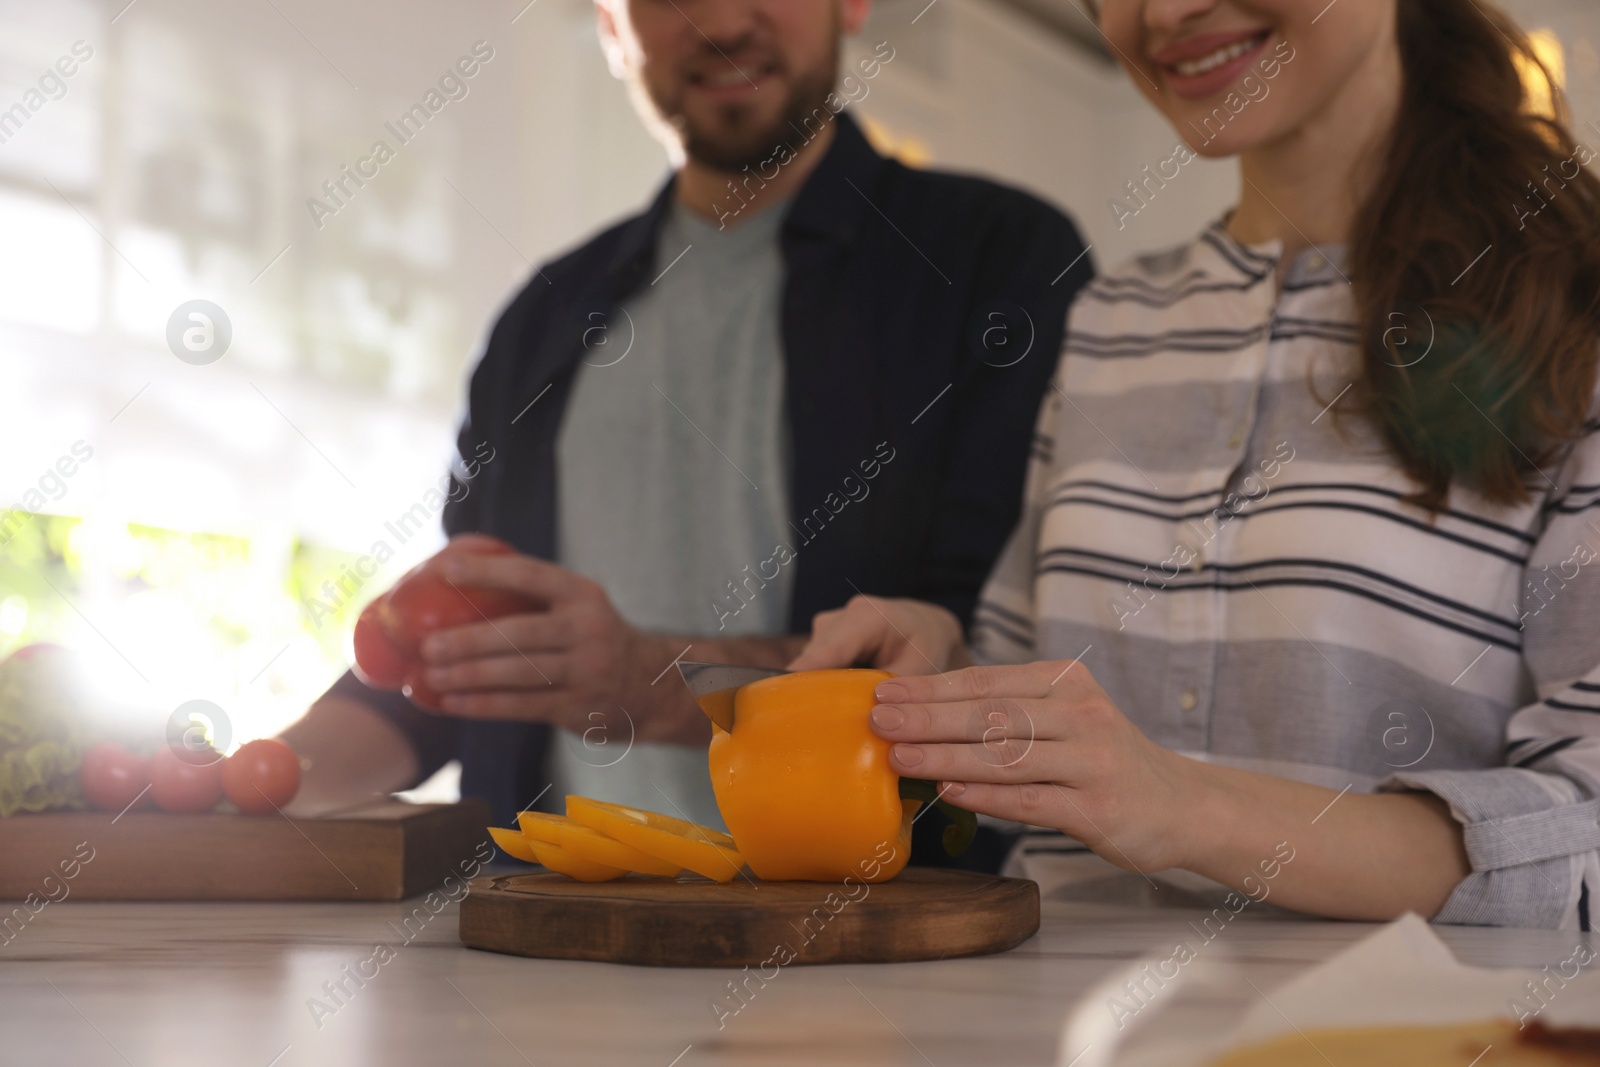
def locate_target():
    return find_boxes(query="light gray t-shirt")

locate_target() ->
[550,196,794,827]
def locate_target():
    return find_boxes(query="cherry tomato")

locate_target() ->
[79,742,151,813]
[148,745,225,814]
[221,738,301,815]
[352,604,408,689]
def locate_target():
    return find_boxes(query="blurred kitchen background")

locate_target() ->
[2,0,1595,783]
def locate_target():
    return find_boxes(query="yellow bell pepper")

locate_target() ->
[708,668,916,882]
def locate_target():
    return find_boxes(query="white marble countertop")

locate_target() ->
[0,855,1584,1067]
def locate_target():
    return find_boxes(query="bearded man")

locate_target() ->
[284,0,1092,870]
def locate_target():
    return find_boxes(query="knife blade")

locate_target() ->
[674,660,788,732]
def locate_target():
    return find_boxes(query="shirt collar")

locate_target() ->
[604,110,888,292]
[780,110,889,246]
[1199,214,1350,288]
[1197,215,1282,282]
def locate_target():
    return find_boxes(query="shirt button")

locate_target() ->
[1188,546,1204,572]
[1228,427,1245,447]
[1180,688,1199,712]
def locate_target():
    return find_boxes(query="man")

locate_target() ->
[284,0,1091,866]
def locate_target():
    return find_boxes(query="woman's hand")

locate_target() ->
[868,660,1473,920]
[867,658,1201,873]
[787,595,972,675]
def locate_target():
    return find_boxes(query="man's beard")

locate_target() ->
[653,41,840,174]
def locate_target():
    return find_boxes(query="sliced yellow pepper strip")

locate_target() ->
[555,820,682,877]
[487,825,539,864]
[565,796,746,883]
[524,838,627,882]
[516,810,568,847]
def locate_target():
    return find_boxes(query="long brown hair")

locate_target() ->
[1348,0,1600,511]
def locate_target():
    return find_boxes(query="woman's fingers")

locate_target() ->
[935,779,1062,826]
[887,736,1046,783]
[939,778,1172,875]
[870,695,1060,746]
[873,657,1098,707]
[787,596,896,671]
[788,596,964,674]
[881,645,943,676]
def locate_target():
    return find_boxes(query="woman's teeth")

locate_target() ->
[1173,35,1265,77]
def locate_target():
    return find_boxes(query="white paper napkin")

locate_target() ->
[1232,914,1599,1040]
[1062,913,1600,1067]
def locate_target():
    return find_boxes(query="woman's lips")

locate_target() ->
[1152,30,1273,102]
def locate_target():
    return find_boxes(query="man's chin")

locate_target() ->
[679,114,803,174]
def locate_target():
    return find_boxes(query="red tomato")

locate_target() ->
[378,572,535,655]
[401,671,446,712]
[148,746,226,813]
[352,604,408,688]
[350,535,538,699]
[79,742,151,813]
[221,738,301,815]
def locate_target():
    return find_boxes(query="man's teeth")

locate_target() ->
[1173,36,1263,77]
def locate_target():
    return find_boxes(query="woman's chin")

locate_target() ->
[1167,111,1278,160]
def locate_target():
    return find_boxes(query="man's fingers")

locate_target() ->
[425,651,564,692]
[437,550,586,605]
[422,610,570,663]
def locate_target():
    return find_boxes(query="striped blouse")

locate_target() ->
[972,219,1600,930]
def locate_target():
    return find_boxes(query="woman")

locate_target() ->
[790,0,1600,928]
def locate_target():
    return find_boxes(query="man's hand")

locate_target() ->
[417,552,707,744]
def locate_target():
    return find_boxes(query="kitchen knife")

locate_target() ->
[674,660,788,732]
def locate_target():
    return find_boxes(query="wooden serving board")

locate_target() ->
[459,867,1039,967]
[0,799,490,901]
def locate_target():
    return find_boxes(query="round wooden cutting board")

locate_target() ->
[459,867,1039,967]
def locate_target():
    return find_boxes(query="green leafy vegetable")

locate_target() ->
[0,648,89,817]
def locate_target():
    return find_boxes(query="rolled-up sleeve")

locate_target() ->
[1381,420,1600,930]
[1382,761,1600,928]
